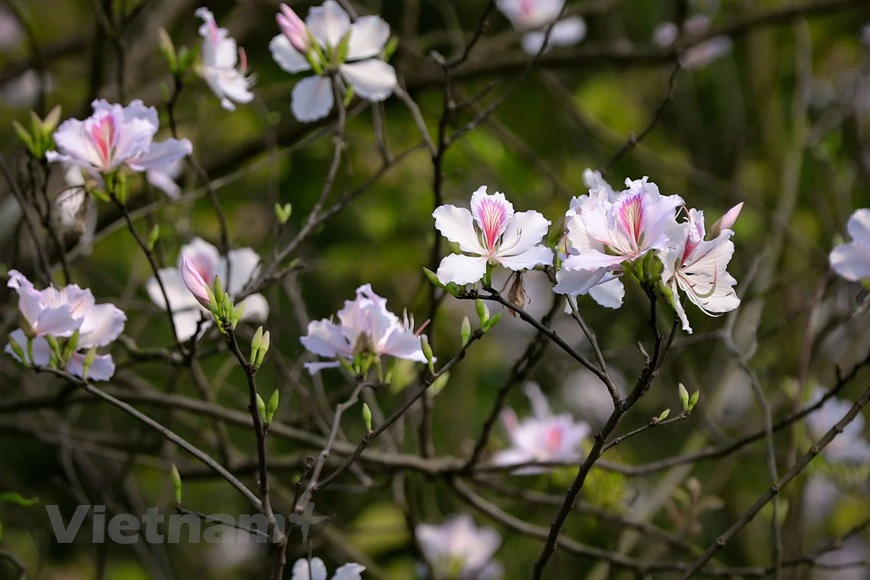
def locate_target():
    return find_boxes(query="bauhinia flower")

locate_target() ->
[291,557,365,580]
[497,0,586,54]
[433,186,553,286]
[652,15,732,70]
[493,383,590,474]
[555,175,683,303]
[269,1,397,122]
[416,514,504,579]
[46,100,192,198]
[5,270,126,380]
[659,205,741,333]
[806,389,870,464]
[195,8,255,111]
[300,284,427,374]
[145,238,269,342]
[830,208,870,283]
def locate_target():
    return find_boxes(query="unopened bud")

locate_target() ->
[170,464,182,504]
[266,389,280,425]
[362,403,372,433]
[460,316,471,346]
[678,383,690,411]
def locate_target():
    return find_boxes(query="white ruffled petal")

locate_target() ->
[306,0,350,48]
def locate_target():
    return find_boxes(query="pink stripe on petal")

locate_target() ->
[616,193,644,250]
[476,197,510,252]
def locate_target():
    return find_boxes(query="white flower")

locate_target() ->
[46,100,192,197]
[195,8,255,111]
[806,389,870,464]
[433,186,553,285]
[5,270,126,381]
[651,16,732,69]
[416,514,504,580]
[830,208,870,283]
[291,557,365,580]
[555,175,683,304]
[300,284,427,374]
[497,0,586,54]
[493,383,590,474]
[660,207,740,333]
[269,1,397,122]
[145,238,269,342]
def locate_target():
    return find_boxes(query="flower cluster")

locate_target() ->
[47,99,192,199]
[493,383,590,473]
[300,284,427,374]
[146,238,269,342]
[416,514,503,579]
[270,1,397,122]
[5,271,126,381]
[434,173,742,333]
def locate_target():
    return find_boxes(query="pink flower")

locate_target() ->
[660,208,740,333]
[433,186,553,285]
[5,270,126,381]
[277,4,309,54]
[146,238,269,342]
[46,100,192,197]
[497,0,586,54]
[830,208,870,282]
[492,383,590,474]
[416,514,503,580]
[555,175,683,303]
[195,8,255,111]
[300,284,427,374]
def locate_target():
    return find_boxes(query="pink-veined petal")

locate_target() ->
[470,186,514,253]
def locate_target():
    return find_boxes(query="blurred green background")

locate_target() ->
[1,0,870,578]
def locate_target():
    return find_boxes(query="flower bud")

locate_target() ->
[250,326,264,365]
[277,3,309,54]
[460,316,471,346]
[688,390,700,411]
[362,403,373,433]
[420,334,434,372]
[678,383,690,411]
[170,464,182,504]
[475,299,489,324]
[256,393,267,425]
[256,331,270,367]
[657,408,671,422]
[148,225,160,251]
[266,389,280,424]
[181,254,213,309]
[709,202,743,238]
